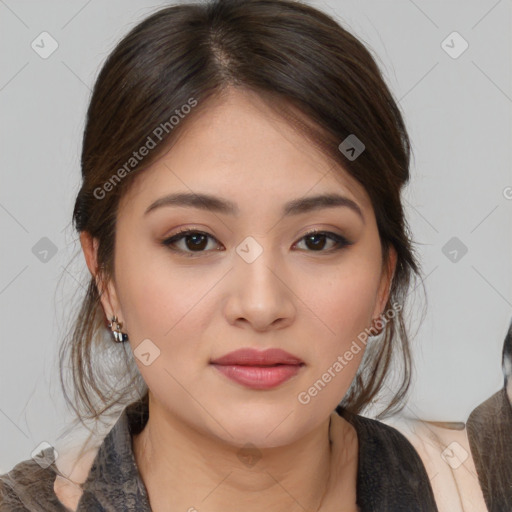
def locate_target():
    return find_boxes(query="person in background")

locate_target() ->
[466,319,512,511]
[384,319,512,511]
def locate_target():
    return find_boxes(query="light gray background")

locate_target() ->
[1,0,511,472]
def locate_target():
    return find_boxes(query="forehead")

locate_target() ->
[120,88,372,214]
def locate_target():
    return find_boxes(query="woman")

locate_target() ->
[0,0,439,510]
[466,318,512,511]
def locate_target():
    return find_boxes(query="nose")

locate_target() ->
[223,241,296,332]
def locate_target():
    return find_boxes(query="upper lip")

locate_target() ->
[210,348,304,366]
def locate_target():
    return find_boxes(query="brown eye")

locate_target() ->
[162,229,222,256]
[294,230,352,252]
[182,232,209,251]
[302,233,331,251]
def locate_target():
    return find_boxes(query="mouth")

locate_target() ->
[210,348,305,390]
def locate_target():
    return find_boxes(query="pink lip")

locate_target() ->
[210,348,304,390]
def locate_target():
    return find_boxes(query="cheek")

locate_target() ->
[113,242,216,403]
[292,248,382,391]
[296,256,382,343]
[292,268,380,406]
[114,239,218,352]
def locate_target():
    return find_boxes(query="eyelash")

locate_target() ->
[161,228,353,258]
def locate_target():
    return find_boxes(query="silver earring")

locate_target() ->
[108,315,128,343]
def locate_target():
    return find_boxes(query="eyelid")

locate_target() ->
[162,227,222,256]
[300,227,351,242]
[294,228,353,251]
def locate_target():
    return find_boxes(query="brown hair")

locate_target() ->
[59,0,425,425]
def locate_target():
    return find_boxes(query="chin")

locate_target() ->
[207,409,310,449]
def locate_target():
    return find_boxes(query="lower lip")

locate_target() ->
[211,364,303,390]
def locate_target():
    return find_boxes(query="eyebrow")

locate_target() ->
[144,192,364,222]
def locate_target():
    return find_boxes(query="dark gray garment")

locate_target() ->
[1,398,438,511]
[466,319,512,512]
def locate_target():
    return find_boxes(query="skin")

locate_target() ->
[80,87,396,512]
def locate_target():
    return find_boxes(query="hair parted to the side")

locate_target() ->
[59,0,426,426]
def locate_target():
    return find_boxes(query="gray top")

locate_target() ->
[0,398,438,511]
[466,319,512,512]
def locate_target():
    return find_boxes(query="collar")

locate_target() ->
[77,398,152,511]
[74,398,437,511]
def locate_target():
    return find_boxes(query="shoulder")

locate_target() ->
[350,413,433,476]
[466,388,512,512]
[0,457,53,511]
[467,387,510,429]
[382,414,488,512]
[0,447,71,511]
[0,465,27,511]
[342,410,427,465]
[336,407,439,511]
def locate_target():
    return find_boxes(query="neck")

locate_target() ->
[131,395,352,512]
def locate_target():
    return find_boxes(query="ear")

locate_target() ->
[79,231,123,323]
[372,244,397,320]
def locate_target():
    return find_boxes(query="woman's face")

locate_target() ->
[94,88,395,447]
